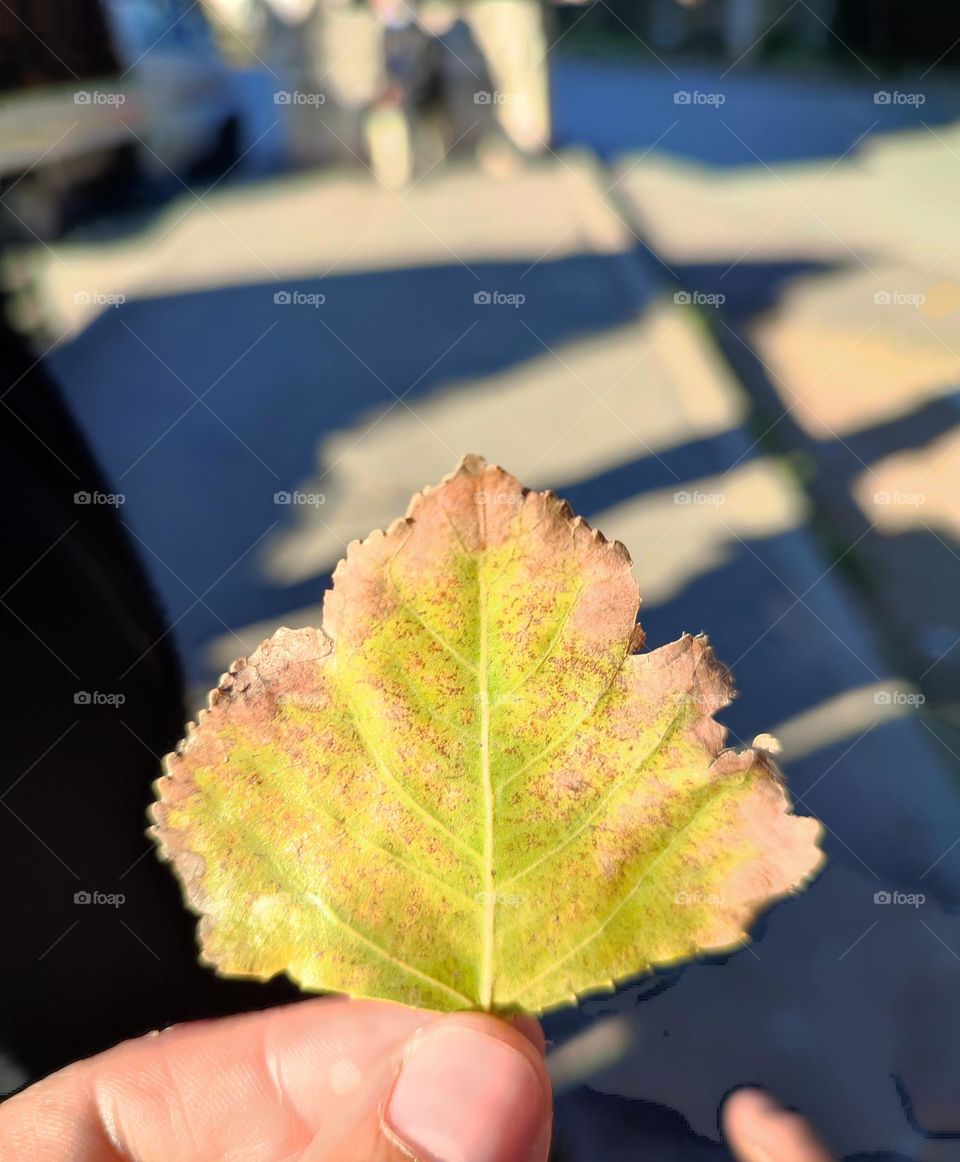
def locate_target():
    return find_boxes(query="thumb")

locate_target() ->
[0,997,552,1162]
[315,1009,552,1162]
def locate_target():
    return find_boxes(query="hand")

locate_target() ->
[0,997,835,1162]
[724,1088,835,1162]
[0,997,552,1161]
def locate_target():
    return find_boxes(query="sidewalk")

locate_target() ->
[34,151,960,1159]
[612,120,960,742]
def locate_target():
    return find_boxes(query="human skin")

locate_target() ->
[0,997,833,1161]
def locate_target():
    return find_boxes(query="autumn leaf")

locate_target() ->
[151,455,824,1014]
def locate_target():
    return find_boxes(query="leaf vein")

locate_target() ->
[503,582,585,698]
[498,647,631,795]
[305,891,475,1007]
[198,777,475,1007]
[504,778,734,1004]
[341,691,482,862]
[500,697,690,887]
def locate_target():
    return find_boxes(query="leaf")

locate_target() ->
[150,455,824,1014]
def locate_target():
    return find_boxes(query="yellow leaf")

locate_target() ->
[151,455,824,1013]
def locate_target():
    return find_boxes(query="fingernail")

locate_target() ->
[385,1025,544,1162]
[725,1090,798,1162]
[736,1088,784,1114]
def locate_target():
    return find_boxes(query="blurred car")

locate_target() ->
[102,0,242,179]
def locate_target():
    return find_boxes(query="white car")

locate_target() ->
[103,0,242,178]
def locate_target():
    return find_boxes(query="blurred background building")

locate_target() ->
[2,2,960,1159]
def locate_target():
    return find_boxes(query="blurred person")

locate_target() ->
[418,1,500,165]
[253,0,391,169]
[0,994,836,1161]
[366,0,535,186]
[256,0,548,182]
[366,0,497,184]
[267,0,398,171]
[365,0,435,185]
[254,0,334,166]
[465,0,551,155]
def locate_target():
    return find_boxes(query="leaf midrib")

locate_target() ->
[478,565,495,1010]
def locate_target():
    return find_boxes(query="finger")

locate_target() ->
[507,1013,548,1057]
[333,1008,552,1162]
[723,1088,835,1162]
[0,997,552,1162]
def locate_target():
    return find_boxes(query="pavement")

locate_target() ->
[612,113,960,747]
[20,60,960,1161]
